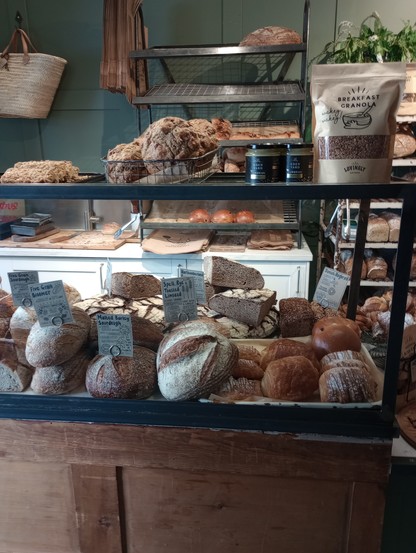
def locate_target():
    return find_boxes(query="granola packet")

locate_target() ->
[311,62,406,183]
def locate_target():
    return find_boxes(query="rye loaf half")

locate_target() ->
[203,256,264,289]
[208,288,276,327]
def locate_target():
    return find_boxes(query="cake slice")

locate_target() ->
[204,256,265,290]
[208,288,276,327]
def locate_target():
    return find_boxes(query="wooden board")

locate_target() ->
[0,230,127,250]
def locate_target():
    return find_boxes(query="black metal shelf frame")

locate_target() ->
[1,176,416,439]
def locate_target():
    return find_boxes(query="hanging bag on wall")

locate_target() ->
[0,28,67,118]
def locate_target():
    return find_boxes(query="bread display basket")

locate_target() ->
[101,148,219,184]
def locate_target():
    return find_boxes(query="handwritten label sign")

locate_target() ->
[96,313,133,357]
[178,267,206,305]
[8,271,39,307]
[28,280,74,327]
[162,277,198,324]
[313,267,350,310]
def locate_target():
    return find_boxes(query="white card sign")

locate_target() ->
[28,280,74,327]
[178,267,206,305]
[162,277,198,324]
[8,271,39,307]
[313,267,350,310]
[96,313,133,357]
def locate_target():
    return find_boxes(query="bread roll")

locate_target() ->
[31,348,91,395]
[260,338,320,372]
[232,358,264,380]
[157,320,237,401]
[261,355,319,401]
[236,344,262,365]
[319,366,377,403]
[215,376,262,400]
[86,345,157,399]
[25,307,91,368]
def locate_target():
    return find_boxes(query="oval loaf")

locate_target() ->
[157,320,238,401]
[25,307,91,368]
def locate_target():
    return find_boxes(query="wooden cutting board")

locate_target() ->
[0,230,127,250]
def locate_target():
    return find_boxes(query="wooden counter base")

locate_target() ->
[0,420,391,553]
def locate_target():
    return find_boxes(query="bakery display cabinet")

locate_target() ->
[0,178,415,553]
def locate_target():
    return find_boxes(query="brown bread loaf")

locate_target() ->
[366,214,390,242]
[239,26,302,46]
[261,338,320,372]
[110,272,161,300]
[31,348,92,395]
[232,358,264,380]
[25,307,91,368]
[261,355,319,401]
[86,345,157,399]
[319,366,377,403]
[236,344,262,365]
[157,320,238,401]
[214,376,262,400]
[379,211,401,242]
[208,288,276,327]
[365,255,388,280]
[0,338,32,392]
[204,256,265,289]
[320,350,366,372]
[9,306,37,367]
[279,297,315,337]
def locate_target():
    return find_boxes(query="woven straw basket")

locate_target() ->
[0,29,67,119]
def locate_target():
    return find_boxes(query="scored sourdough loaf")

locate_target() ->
[157,320,238,401]
[111,272,162,300]
[208,288,276,327]
[86,345,157,399]
[31,348,92,395]
[25,307,91,368]
[204,256,265,289]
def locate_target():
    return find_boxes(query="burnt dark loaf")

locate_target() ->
[25,307,91,368]
[156,320,238,401]
[31,348,92,395]
[0,338,33,392]
[86,345,157,399]
[208,288,277,327]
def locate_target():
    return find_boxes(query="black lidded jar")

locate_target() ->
[285,143,314,182]
[245,143,284,184]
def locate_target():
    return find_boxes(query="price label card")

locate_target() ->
[313,267,349,310]
[8,271,39,307]
[105,259,113,295]
[178,267,206,305]
[28,280,74,327]
[162,277,198,324]
[96,313,133,357]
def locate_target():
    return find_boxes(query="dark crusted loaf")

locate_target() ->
[208,288,276,327]
[204,256,265,290]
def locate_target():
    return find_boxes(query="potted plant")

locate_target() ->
[311,13,416,115]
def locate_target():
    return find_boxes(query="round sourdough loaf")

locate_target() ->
[157,320,238,401]
[25,307,91,368]
[261,355,319,401]
[31,348,92,395]
[86,345,157,399]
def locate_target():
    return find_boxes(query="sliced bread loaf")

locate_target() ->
[204,256,264,289]
[208,288,276,327]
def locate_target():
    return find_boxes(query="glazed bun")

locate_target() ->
[311,316,361,338]
[211,209,235,223]
[235,210,255,224]
[311,322,362,361]
[189,208,211,223]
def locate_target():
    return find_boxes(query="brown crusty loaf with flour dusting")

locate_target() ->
[110,272,162,300]
[0,338,33,392]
